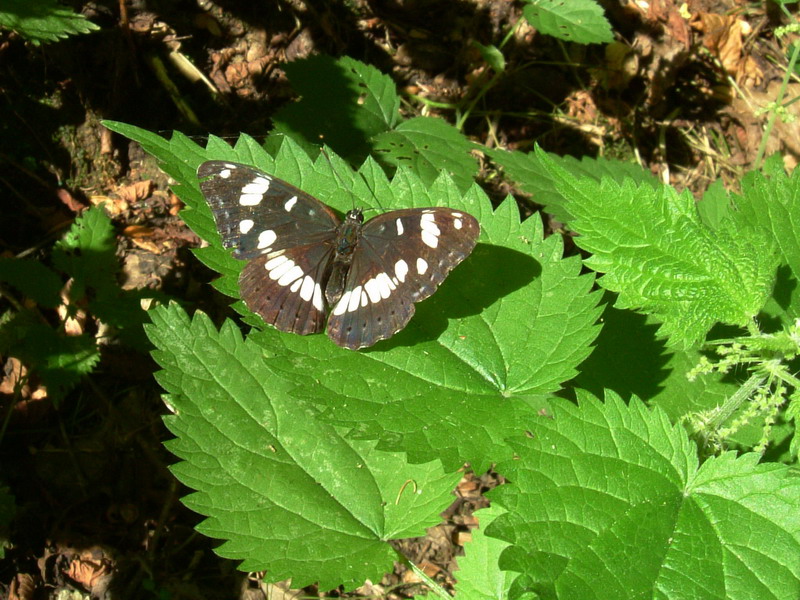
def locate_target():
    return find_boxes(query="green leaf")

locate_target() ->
[569,292,741,418]
[487,146,660,223]
[488,391,800,600]
[372,116,478,192]
[534,148,779,349]
[0,313,99,401]
[522,0,613,45]
[454,504,517,599]
[729,167,800,322]
[272,55,400,163]
[473,41,506,73]
[105,125,603,472]
[148,303,461,590]
[0,257,62,308]
[49,204,152,348]
[52,205,118,295]
[0,0,99,44]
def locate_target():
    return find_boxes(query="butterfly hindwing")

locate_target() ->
[198,161,341,260]
[326,208,480,349]
[239,242,335,335]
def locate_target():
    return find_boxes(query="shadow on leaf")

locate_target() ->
[369,243,540,350]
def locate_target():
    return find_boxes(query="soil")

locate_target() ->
[0,0,798,598]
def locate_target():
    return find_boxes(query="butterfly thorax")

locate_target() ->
[325,209,365,306]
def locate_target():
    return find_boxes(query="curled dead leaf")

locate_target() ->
[116,180,153,204]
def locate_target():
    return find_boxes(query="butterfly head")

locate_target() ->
[344,209,365,224]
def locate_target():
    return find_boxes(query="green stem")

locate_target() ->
[754,41,800,169]
[396,554,451,598]
[707,372,766,431]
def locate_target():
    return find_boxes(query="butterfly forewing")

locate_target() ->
[198,160,341,336]
[198,161,341,260]
[326,208,480,349]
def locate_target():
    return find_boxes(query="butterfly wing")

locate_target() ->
[239,242,335,335]
[198,161,341,259]
[197,161,341,335]
[326,208,480,349]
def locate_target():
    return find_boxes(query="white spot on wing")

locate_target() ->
[422,231,439,248]
[395,259,409,282]
[347,286,362,312]
[420,213,441,247]
[452,212,463,218]
[299,275,315,301]
[454,218,463,230]
[395,218,404,235]
[239,177,271,206]
[377,272,396,292]
[277,265,304,286]
[284,196,298,212]
[312,283,324,311]
[268,257,294,279]
[420,213,441,235]
[361,290,369,307]
[417,258,429,275]
[257,229,277,249]
[333,291,351,315]
[220,169,232,179]
[290,278,303,293]
[265,255,288,271]
[364,279,381,303]
[239,219,254,234]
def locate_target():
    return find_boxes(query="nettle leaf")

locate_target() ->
[0,257,62,308]
[240,147,602,472]
[105,124,603,472]
[570,293,741,420]
[50,204,152,349]
[272,55,400,162]
[372,116,477,191]
[0,313,99,401]
[148,304,461,589]
[488,391,800,600]
[0,0,99,45]
[534,148,779,349]
[522,0,613,45]
[270,55,478,190]
[53,205,118,293]
[487,146,659,224]
[729,167,800,322]
[454,504,517,599]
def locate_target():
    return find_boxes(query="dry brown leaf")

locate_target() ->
[8,572,36,600]
[123,224,154,239]
[116,180,153,204]
[56,188,86,213]
[129,237,163,254]
[168,191,183,216]
[57,282,86,337]
[691,12,760,84]
[63,548,113,594]
[1,357,27,396]
[741,81,800,167]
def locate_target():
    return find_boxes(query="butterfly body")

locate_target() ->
[198,160,479,350]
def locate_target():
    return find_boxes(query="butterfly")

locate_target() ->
[197,160,480,350]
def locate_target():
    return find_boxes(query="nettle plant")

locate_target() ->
[106,115,800,597]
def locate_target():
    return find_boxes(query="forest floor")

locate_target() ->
[0,0,798,598]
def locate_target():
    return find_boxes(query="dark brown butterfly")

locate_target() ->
[198,160,480,349]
